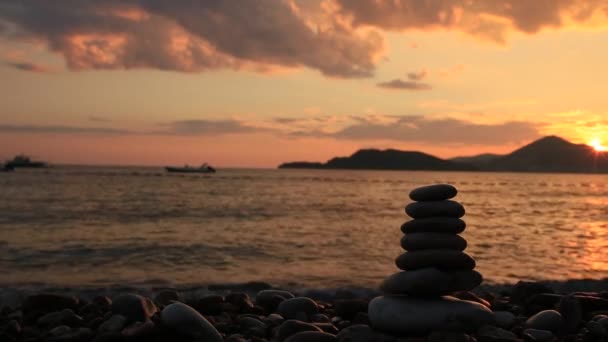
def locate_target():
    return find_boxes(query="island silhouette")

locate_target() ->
[279,136,608,173]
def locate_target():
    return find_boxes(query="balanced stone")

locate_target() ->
[409,184,457,202]
[400,233,467,251]
[401,217,466,234]
[405,200,465,219]
[368,296,494,334]
[380,269,483,297]
[395,250,475,270]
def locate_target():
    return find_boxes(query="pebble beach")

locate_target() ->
[2,280,608,341]
[2,183,608,341]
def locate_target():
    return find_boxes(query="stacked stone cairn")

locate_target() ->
[368,184,494,335]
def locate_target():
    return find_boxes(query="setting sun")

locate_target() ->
[589,138,607,152]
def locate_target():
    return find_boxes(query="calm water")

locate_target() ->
[1,166,607,289]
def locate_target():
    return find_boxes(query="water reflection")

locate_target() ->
[0,167,608,288]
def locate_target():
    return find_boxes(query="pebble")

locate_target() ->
[395,250,476,270]
[381,269,482,296]
[525,309,563,333]
[368,296,494,334]
[277,297,319,320]
[401,233,467,251]
[37,308,83,327]
[476,325,518,341]
[195,294,225,315]
[22,294,78,314]
[427,331,474,342]
[405,200,465,219]
[336,324,397,342]
[401,217,466,234]
[522,328,554,342]
[161,302,222,341]
[409,184,457,201]
[238,316,266,331]
[277,320,323,341]
[121,320,155,337]
[586,320,607,337]
[284,330,337,342]
[256,289,294,311]
[111,294,157,323]
[558,294,581,334]
[97,315,127,334]
[493,311,516,328]
[154,290,180,306]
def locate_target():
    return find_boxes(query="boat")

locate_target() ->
[165,163,216,173]
[4,154,47,168]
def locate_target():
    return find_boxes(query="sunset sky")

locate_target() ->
[1,0,608,167]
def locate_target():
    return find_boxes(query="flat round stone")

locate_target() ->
[401,233,467,251]
[405,200,465,218]
[395,250,475,270]
[368,295,494,334]
[401,218,466,234]
[380,269,483,296]
[409,184,457,202]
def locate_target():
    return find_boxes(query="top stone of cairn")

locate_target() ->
[409,183,457,202]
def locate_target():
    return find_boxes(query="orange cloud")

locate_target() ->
[0,0,384,78]
[335,0,608,43]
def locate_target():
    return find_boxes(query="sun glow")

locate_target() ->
[588,138,607,152]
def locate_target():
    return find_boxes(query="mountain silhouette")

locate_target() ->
[486,135,608,172]
[279,149,474,171]
[278,136,608,173]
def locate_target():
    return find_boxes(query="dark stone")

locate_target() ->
[37,309,83,327]
[194,295,225,316]
[476,325,518,342]
[312,323,338,334]
[47,327,93,342]
[22,294,79,314]
[576,295,608,314]
[284,331,336,342]
[161,302,223,341]
[225,335,247,342]
[559,294,582,335]
[154,290,180,306]
[401,233,467,251]
[110,294,157,323]
[525,293,561,314]
[256,290,294,312]
[381,269,483,297]
[395,250,476,271]
[525,310,563,333]
[276,320,322,341]
[427,331,474,342]
[277,297,319,320]
[90,332,123,342]
[333,299,368,321]
[401,218,466,234]
[405,200,465,219]
[92,296,111,307]
[336,324,398,342]
[511,282,554,305]
[409,184,457,202]
[226,293,255,312]
[310,314,330,323]
[452,291,491,308]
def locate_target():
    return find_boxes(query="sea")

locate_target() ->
[1,166,608,291]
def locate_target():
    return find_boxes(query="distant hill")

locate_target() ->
[279,149,476,171]
[449,153,502,167]
[279,136,608,173]
[486,135,608,173]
